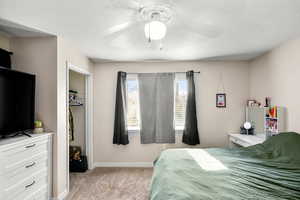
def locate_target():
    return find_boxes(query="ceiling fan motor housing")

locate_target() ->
[140,4,173,23]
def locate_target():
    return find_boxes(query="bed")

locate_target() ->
[150,132,300,200]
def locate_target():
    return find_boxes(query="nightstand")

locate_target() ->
[228,133,266,147]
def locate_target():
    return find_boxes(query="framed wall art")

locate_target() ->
[216,93,226,108]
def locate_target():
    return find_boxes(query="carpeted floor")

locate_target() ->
[66,168,153,200]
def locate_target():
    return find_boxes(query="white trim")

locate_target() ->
[48,135,53,200]
[51,189,68,200]
[85,73,94,170]
[67,62,90,75]
[93,162,153,168]
[128,126,140,131]
[65,63,70,196]
[66,62,94,197]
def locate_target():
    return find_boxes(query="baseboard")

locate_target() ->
[52,189,68,200]
[93,162,153,168]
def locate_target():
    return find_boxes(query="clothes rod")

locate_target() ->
[126,71,200,74]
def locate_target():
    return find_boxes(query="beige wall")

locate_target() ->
[10,36,58,197]
[10,36,94,198]
[0,32,10,51]
[69,70,86,153]
[93,61,249,164]
[249,38,300,133]
[10,37,58,132]
[57,36,93,197]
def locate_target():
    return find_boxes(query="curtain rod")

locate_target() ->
[126,71,200,74]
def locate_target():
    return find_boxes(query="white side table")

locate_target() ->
[228,133,266,147]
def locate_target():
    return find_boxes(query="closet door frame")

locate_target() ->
[66,61,94,194]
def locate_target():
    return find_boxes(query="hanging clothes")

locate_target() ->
[69,107,74,141]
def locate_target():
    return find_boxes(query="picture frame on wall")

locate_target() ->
[216,93,226,108]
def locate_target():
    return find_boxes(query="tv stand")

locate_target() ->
[12,131,32,138]
[20,131,32,137]
[1,131,32,139]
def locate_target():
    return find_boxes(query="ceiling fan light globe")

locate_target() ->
[144,21,167,40]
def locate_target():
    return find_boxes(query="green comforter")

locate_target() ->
[150,132,300,200]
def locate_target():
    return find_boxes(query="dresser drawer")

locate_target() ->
[3,169,48,200]
[23,185,48,200]
[33,189,48,200]
[0,137,49,168]
[0,152,48,188]
[0,134,52,200]
[230,136,250,147]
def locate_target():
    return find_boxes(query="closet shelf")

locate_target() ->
[69,90,84,106]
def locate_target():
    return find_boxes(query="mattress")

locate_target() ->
[150,132,300,200]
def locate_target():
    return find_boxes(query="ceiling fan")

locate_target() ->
[104,0,222,46]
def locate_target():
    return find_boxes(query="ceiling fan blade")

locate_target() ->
[108,21,146,49]
[102,20,144,39]
[103,21,133,36]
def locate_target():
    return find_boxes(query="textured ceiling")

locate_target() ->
[1,0,300,62]
[0,18,51,37]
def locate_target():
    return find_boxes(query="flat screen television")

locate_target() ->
[0,67,35,137]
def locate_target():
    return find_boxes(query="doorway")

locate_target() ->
[66,62,93,197]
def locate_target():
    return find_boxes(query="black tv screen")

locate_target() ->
[0,67,35,136]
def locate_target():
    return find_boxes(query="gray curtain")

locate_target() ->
[113,71,129,145]
[182,71,200,145]
[138,73,175,144]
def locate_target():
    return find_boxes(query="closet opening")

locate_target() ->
[66,63,93,198]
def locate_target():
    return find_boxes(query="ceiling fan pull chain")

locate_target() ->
[160,40,163,50]
[148,20,151,42]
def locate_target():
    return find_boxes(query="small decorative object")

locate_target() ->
[268,106,277,118]
[247,99,261,107]
[240,122,254,135]
[244,122,251,135]
[216,93,226,108]
[265,97,271,107]
[34,120,44,133]
[69,146,88,172]
[247,100,256,107]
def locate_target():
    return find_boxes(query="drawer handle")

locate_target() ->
[25,144,36,149]
[25,180,35,189]
[25,162,36,168]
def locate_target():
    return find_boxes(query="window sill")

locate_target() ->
[128,127,140,136]
[128,128,184,135]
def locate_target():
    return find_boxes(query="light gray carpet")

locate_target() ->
[66,168,153,200]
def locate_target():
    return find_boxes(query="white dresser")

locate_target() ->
[0,133,52,200]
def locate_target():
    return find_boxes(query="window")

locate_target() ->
[174,78,188,130]
[126,75,187,131]
[126,76,140,131]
